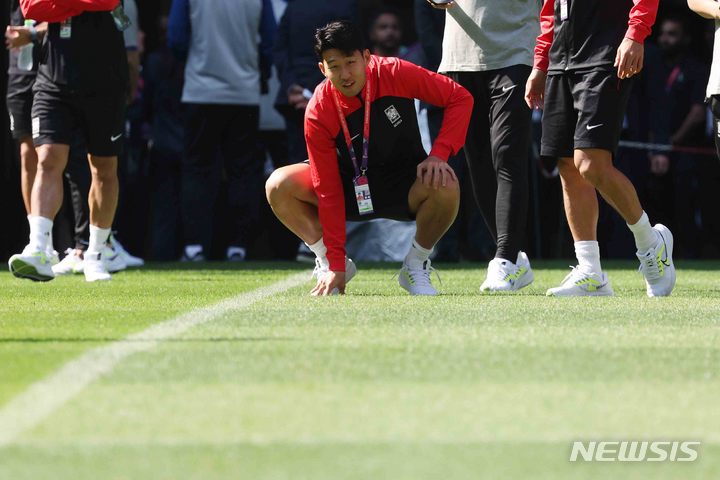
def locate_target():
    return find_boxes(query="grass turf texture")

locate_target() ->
[0,261,718,479]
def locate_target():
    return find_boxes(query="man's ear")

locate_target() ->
[363,49,372,63]
[318,61,327,78]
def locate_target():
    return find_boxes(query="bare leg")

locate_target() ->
[574,148,643,224]
[265,163,322,244]
[87,155,119,228]
[31,144,70,219]
[408,176,460,250]
[18,137,38,214]
[557,156,598,242]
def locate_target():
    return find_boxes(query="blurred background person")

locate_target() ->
[168,0,276,262]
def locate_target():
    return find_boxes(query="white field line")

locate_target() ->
[0,272,309,448]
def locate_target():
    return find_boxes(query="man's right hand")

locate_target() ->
[5,26,31,50]
[524,69,547,110]
[311,270,346,296]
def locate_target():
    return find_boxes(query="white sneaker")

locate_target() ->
[637,224,676,297]
[8,246,55,282]
[480,251,534,292]
[83,251,112,282]
[47,249,60,266]
[398,259,438,296]
[109,236,144,268]
[103,245,127,273]
[52,249,84,275]
[312,257,357,294]
[546,267,614,297]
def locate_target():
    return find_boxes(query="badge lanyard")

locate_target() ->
[559,0,568,22]
[332,74,375,215]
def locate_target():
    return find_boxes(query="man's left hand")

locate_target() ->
[615,38,644,79]
[417,156,457,189]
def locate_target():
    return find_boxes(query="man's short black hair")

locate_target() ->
[314,21,365,60]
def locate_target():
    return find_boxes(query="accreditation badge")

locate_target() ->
[353,175,374,216]
[60,18,72,39]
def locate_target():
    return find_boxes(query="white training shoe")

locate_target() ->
[47,249,60,266]
[103,245,127,273]
[480,251,535,292]
[637,224,676,297]
[83,251,112,282]
[312,257,357,294]
[398,259,438,296]
[546,267,614,297]
[109,235,144,268]
[52,249,85,275]
[8,246,55,282]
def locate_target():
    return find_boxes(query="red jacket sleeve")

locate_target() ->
[533,0,555,72]
[386,59,473,161]
[21,0,118,23]
[305,95,347,273]
[626,0,659,44]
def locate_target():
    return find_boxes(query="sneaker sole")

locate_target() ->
[9,257,54,282]
[546,288,614,297]
[480,270,535,293]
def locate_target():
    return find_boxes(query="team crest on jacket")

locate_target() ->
[384,105,402,127]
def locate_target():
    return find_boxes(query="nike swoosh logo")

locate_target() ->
[502,85,517,93]
[586,124,604,131]
[111,134,123,142]
[351,133,361,142]
[658,232,670,266]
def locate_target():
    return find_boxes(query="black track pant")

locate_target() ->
[447,65,532,261]
[181,103,260,250]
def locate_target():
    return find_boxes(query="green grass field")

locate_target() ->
[0,261,718,479]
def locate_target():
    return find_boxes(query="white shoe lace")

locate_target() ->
[400,264,441,288]
[561,266,586,285]
[638,250,661,281]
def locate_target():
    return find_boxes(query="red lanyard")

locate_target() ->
[332,72,372,179]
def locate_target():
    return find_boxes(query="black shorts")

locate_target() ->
[32,89,126,156]
[305,159,419,222]
[541,69,633,158]
[6,74,35,140]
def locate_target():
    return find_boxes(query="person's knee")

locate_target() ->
[575,150,612,186]
[428,177,460,204]
[89,156,118,183]
[265,167,296,206]
[36,147,65,176]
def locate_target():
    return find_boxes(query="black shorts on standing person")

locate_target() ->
[32,11,128,156]
[541,70,634,158]
[6,0,41,141]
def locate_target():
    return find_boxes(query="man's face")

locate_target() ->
[658,20,687,57]
[370,14,402,53]
[319,49,370,97]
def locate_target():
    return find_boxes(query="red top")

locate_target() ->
[21,0,118,23]
[305,55,472,272]
[534,0,660,72]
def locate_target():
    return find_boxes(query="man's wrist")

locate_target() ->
[29,26,38,42]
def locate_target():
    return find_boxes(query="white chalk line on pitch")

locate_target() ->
[0,272,309,448]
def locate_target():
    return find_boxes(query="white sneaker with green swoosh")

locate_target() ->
[637,224,676,297]
[546,267,614,297]
[480,251,534,292]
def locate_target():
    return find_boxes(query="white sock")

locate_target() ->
[575,240,602,276]
[87,225,111,256]
[628,211,658,253]
[28,215,53,253]
[405,239,433,269]
[306,238,329,268]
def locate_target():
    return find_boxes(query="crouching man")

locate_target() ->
[266,21,472,296]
